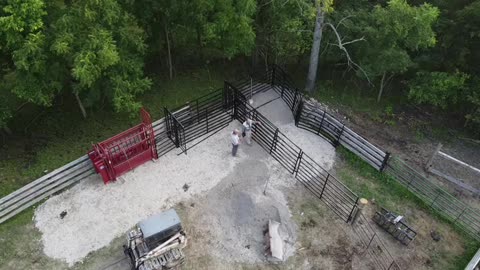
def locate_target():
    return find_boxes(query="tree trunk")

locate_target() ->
[305,1,325,93]
[196,27,203,62]
[377,72,386,102]
[74,92,87,119]
[164,23,173,80]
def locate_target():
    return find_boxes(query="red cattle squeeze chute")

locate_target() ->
[88,108,158,184]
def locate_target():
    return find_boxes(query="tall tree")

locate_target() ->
[254,0,315,68]
[342,0,439,101]
[305,0,330,93]
[0,0,151,122]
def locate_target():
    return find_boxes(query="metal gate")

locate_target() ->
[164,107,187,154]
[88,108,158,184]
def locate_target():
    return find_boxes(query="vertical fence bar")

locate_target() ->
[347,197,360,223]
[271,66,276,86]
[196,99,200,124]
[430,192,441,207]
[292,90,298,111]
[317,110,326,135]
[293,150,304,176]
[335,124,345,147]
[270,128,279,154]
[365,232,376,251]
[380,152,391,172]
[319,174,329,199]
[455,208,467,222]
[205,108,209,133]
[294,100,303,127]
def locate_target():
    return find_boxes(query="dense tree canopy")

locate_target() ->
[0,0,479,135]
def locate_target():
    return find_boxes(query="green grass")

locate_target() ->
[336,147,479,269]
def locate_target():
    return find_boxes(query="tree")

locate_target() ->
[0,0,151,121]
[305,0,333,93]
[0,0,61,126]
[408,71,469,108]
[254,0,315,68]
[342,0,439,101]
[51,0,151,118]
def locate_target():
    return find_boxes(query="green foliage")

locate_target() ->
[408,71,469,108]
[255,0,315,63]
[466,86,480,135]
[346,0,439,79]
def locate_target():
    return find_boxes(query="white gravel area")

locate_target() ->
[34,122,248,265]
[252,88,336,170]
[34,86,336,266]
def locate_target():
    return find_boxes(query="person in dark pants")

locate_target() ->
[231,129,241,156]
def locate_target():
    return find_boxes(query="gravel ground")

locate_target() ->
[33,86,336,266]
[252,88,336,170]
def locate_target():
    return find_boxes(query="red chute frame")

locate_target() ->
[88,108,158,184]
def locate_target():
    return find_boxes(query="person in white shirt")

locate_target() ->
[242,118,260,145]
[231,129,241,156]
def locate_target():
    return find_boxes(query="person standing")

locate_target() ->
[231,129,241,156]
[242,118,260,145]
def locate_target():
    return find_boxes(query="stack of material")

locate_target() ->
[266,219,284,261]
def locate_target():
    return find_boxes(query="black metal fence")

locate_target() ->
[266,64,480,242]
[352,213,401,270]
[271,65,390,171]
[386,157,480,240]
[227,82,360,222]
[163,88,233,153]
[225,82,400,269]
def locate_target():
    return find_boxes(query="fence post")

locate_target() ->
[454,207,467,223]
[380,152,391,172]
[281,72,286,97]
[205,107,209,133]
[335,124,345,147]
[319,174,329,199]
[271,66,276,86]
[365,232,376,251]
[294,100,303,127]
[430,191,441,208]
[317,110,326,135]
[350,198,367,225]
[270,128,279,154]
[292,89,298,111]
[347,197,361,223]
[293,150,303,176]
[196,100,200,123]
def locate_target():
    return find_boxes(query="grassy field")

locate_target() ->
[335,147,479,269]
